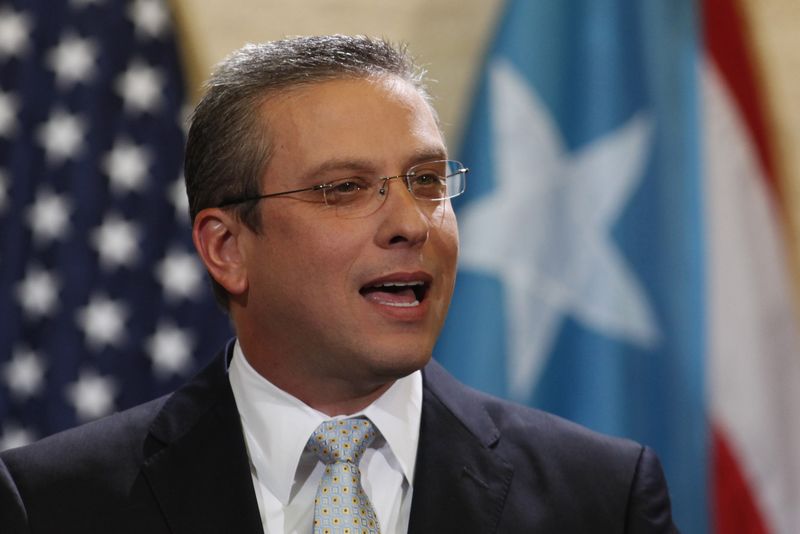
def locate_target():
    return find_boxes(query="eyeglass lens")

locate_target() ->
[322,160,466,219]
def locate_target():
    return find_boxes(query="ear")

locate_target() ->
[192,208,249,297]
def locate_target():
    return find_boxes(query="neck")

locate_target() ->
[260,363,395,416]
[300,380,395,416]
[235,341,396,416]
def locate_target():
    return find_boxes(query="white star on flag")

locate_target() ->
[116,60,164,114]
[65,370,118,421]
[26,188,72,244]
[91,213,141,269]
[76,294,128,350]
[169,175,189,222]
[156,248,204,301]
[46,32,98,87]
[179,103,192,136]
[36,109,87,164]
[458,59,660,399]
[2,347,46,400]
[128,0,170,39]
[0,7,32,59]
[15,266,60,319]
[146,322,194,378]
[102,138,151,193]
[0,90,19,138]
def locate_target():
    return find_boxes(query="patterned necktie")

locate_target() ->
[307,417,381,534]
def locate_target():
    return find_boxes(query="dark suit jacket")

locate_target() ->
[0,343,677,533]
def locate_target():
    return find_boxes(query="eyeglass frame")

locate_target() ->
[215,159,468,210]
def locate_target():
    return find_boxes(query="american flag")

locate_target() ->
[0,0,231,449]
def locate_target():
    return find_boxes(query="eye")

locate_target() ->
[414,172,441,186]
[323,177,371,205]
[410,171,446,198]
[334,181,361,193]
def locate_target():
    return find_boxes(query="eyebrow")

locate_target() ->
[406,147,449,166]
[302,147,449,182]
[304,158,375,180]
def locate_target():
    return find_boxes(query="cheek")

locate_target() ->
[283,226,364,289]
[433,209,460,268]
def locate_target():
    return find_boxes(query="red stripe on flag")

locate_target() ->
[705,1,780,532]
[712,426,769,534]
[703,0,777,190]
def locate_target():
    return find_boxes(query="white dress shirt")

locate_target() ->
[228,341,422,534]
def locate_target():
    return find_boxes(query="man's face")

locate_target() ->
[235,76,459,392]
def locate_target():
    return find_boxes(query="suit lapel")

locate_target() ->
[141,345,264,534]
[408,361,513,533]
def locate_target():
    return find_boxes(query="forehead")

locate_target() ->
[259,76,446,180]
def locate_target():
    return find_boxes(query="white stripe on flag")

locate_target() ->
[703,58,800,534]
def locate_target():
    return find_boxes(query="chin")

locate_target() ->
[369,348,433,380]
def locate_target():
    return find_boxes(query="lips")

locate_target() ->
[359,273,431,308]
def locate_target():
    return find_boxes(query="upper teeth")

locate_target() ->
[374,281,424,288]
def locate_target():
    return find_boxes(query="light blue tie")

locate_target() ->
[307,417,381,534]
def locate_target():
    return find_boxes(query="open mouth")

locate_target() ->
[359,280,429,307]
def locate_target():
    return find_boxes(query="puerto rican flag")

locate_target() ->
[436,0,800,532]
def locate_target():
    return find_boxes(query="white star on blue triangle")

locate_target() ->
[458,59,661,399]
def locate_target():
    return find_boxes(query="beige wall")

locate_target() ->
[172,0,800,270]
[171,0,503,149]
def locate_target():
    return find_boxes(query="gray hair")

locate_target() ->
[184,35,432,308]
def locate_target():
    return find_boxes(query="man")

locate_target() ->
[0,35,677,533]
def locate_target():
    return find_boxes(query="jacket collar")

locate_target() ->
[142,342,264,534]
[408,360,513,533]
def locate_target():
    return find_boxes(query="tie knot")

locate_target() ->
[307,417,377,465]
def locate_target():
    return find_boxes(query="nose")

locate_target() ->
[374,177,430,248]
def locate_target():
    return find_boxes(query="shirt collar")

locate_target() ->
[228,340,422,504]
